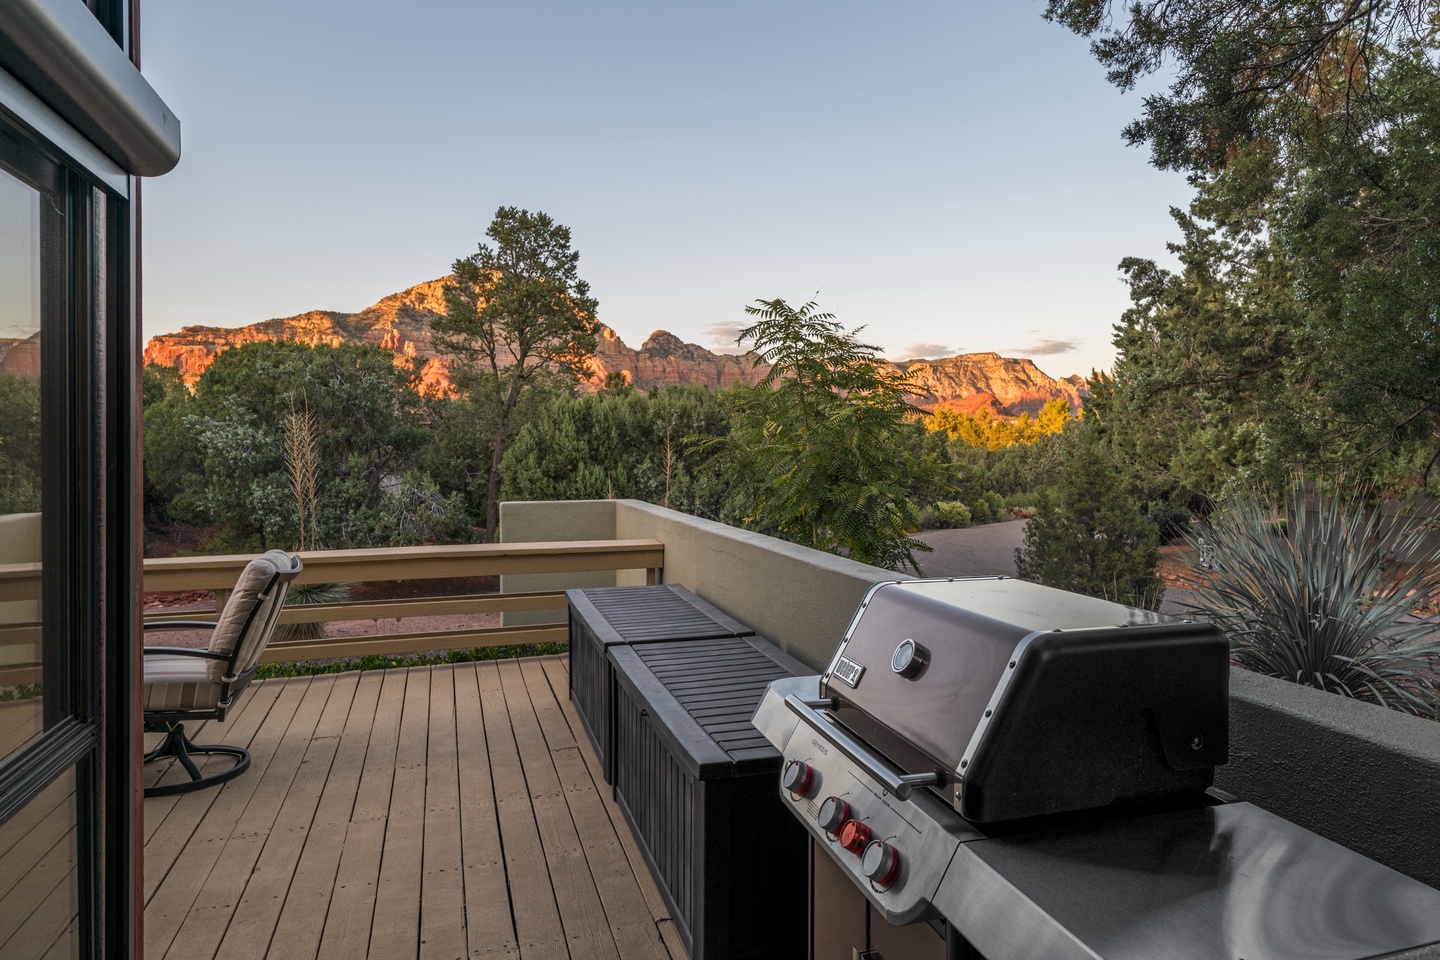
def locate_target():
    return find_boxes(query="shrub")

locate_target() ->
[1184,484,1440,719]
[255,642,569,679]
[931,501,972,529]
[1014,427,1162,609]
[1141,499,1193,543]
[981,491,1006,518]
[969,497,993,523]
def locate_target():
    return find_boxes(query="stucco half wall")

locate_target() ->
[500,499,1440,890]
[499,499,895,669]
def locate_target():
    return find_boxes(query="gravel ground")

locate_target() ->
[912,520,1028,578]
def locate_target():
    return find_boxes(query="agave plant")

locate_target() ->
[1184,485,1440,719]
[275,581,349,643]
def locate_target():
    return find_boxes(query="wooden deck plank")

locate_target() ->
[520,658,670,960]
[268,670,384,960]
[477,660,567,960]
[143,677,304,949]
[146,677,321,960]
[141,670,282,808]
[367,665,432,958]
[0,762,73,865]
[143,657,693,960]
[537,657,686,960]
[0,810,77,951]
[498,659,619,960]
[212,671,361,960]
[417,666,468,960]
[314,668,408,960]
[0,862,79,959]
[160,674,338,960]
[0,698,41,762]
[452,662,520,960]
[142,677,285,857]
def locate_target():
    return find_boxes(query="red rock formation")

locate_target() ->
[589,328,767,390]
[894,353,1085,415]
[931,392,1006,418]
[141,278,1085,413]
[143,279,450,389]
[0,334,40,381]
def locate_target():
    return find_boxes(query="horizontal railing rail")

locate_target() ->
[0,539,663,679]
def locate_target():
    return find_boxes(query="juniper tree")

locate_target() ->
[1014,424,1162,608]
[431,207,599,540]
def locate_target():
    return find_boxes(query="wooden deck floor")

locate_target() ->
[143,656,686,960]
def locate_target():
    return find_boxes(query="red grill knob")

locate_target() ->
[861,841,902,888]
[782,760,816,797]
[817,797,851,834]
[839,819,872,854]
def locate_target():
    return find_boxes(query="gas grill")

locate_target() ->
[752,577,1440,960]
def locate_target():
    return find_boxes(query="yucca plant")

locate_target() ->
[1184,484,1440,719]
[275,581,349,643]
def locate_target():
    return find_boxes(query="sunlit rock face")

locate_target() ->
[0,335,40,380]
[589,329,767,390]
[894,353,1087,415]
[141,278,1084,410]
[143,279,451,389]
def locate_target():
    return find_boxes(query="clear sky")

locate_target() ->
[139,0,1192,380]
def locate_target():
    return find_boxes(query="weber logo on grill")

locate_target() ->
[832,656,865,687]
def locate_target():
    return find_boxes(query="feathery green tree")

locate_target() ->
[729,298,934,573]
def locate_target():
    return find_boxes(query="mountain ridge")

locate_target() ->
[141,278,1086,415]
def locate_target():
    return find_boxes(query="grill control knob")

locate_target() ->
[861,841,902,889]
[817,797,851,834]
[782,760,816,797]
[839,819,872,854]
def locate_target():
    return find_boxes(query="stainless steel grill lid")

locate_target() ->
[819,578,1229,822]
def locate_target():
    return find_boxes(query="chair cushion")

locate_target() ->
[144,655,225,712]
[207,549,302,683]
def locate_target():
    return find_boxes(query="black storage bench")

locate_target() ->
[609,635,809,960]
[566,584,753,783]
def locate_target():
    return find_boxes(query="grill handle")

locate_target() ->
[784,695,941,800]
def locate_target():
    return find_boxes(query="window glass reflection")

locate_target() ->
[0,162,46,762]
[0,765,79,959]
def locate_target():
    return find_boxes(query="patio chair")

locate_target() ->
[142,549,303,798]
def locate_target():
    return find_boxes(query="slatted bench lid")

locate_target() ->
[609,635,809,779]
[566,584,753,646]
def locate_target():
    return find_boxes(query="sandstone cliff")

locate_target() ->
[143,279,452,392]
[597,327,764,391]
[142,278,1085,413]
[0,334,40,380]
[894,353,1088,416]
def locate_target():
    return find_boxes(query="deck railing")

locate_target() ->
[0,538,664,681]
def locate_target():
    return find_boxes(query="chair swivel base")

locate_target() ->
[143,721,251,798]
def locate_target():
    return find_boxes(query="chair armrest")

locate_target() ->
[143,620,218,632]
[143,646,231,662]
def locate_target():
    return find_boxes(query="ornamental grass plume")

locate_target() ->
[1184,484,1440,719]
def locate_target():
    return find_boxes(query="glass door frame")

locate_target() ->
[0,63,141,960]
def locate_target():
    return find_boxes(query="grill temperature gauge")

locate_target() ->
[891,639,929,679]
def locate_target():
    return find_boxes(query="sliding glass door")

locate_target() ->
[0,115,112,960]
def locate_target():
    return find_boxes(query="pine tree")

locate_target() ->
[1014,425,1162,608]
